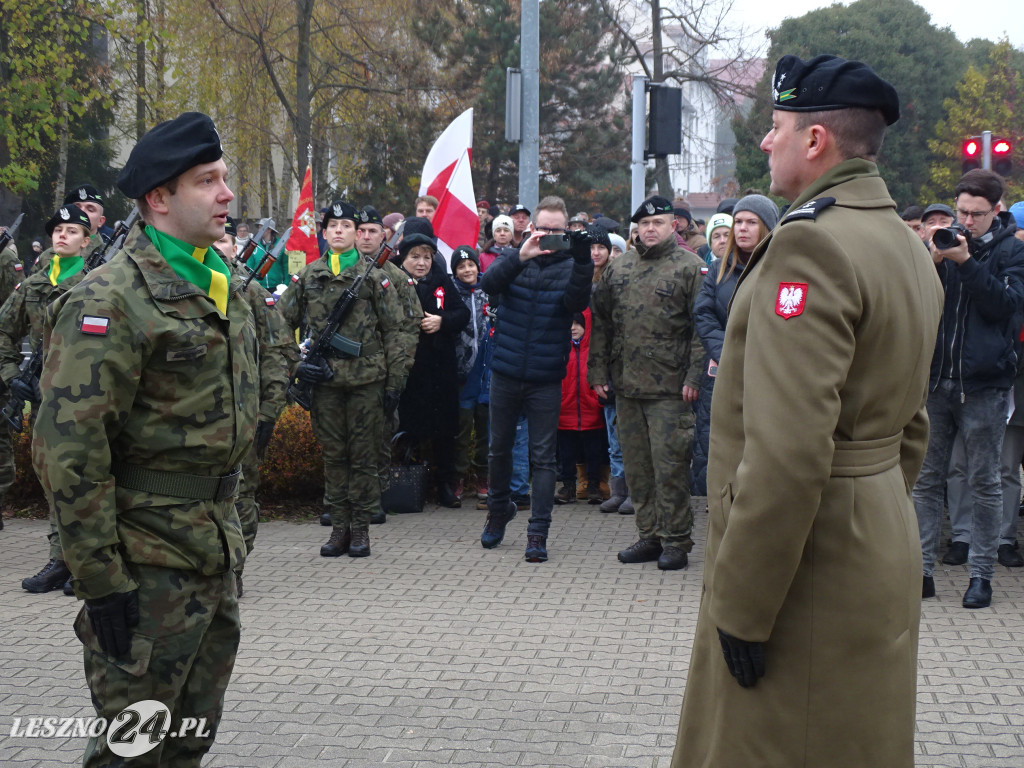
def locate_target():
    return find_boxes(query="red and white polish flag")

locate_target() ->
[419,108,479,267]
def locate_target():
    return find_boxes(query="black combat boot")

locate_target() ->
[319,512,332,526]
[617,539,662,564]
[370,508,387,525]
[320,527,351,557]
[22,559,71,593]
[657,546,688,570]
[348,527,370,557]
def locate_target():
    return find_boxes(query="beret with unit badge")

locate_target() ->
[64,183,104,207]
[45,204,92,237]
[117,112,223,199]
[358,206,383,227]
[630,195,674,224]
[322,200,358,226]
[771,54,900,126]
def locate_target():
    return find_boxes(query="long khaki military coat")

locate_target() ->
[672,159,944,768]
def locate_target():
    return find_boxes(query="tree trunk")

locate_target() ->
[54,18,69,208]
[293,0,314,186]
[135,0,147,139]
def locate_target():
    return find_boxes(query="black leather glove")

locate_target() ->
[568,228,595,264]
[717,628,765,688]
[296,358,333,384]
[383,390,401,416]
[254,420,276,457]
[10,374,41,405]
[86,591,140,659]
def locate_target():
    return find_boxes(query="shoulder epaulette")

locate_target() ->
[782,197,837,223]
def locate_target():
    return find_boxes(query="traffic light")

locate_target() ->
[993,137,1012,177]
[962,137,981,173]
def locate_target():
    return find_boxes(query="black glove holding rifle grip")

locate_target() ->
[10,374,41,405]
[296,358,333,384]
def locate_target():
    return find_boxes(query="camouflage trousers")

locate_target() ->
[378,409,400,494]
[0,424,14,504]
[311,382,383,528]
[616,396,695,549]
[77,564,239,768]
[233,444,261,574]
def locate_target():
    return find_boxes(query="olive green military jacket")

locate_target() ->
[32,225,259,600]
[379,258,424,378]
[0,244,24,306]
[673,159,944,768]
[224,257,298,422]
[0,268,85,386]
[589,235,706,398]
[277,254,406,390]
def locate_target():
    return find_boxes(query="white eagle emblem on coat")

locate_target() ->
[775,282,808,319]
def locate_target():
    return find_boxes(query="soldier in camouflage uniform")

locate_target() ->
[0,204,93,590]
[589,195,706,571]
[213,218,298,596]
[32,184,110,277]
[356,206,422,524]
[32,113,256,767]
[0,234,25,525]
[278,200,406,558]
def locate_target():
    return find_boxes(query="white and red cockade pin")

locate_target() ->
[775,282,807,319]
[434,286,445,309]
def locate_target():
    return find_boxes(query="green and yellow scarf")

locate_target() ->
[146,225,231,314]
[327,247,359,276]
[47,255,84,286]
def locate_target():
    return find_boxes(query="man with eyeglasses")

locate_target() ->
[477,196,594,563]
[913,168,1024,609]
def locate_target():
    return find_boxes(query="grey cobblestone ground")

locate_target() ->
[1,502,1022,766]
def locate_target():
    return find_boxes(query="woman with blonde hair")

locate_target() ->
[691,194,779,495]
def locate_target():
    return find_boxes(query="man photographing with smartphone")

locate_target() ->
[477,196,593,563]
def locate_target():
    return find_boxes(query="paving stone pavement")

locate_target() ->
[1,502,1023,767]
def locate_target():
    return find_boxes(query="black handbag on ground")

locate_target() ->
[381,432,429,514]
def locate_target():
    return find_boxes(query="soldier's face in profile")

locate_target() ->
[155,159,234,247]
[761,110,812,201]
[213,233,235,261]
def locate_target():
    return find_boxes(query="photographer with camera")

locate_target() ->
[914,168,1024,609]
[477,196,593,563]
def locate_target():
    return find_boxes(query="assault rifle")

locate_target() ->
[242,226,291,291]
[86,207,139,271]
[0,213,25,254]
[0,209,138,431]
[287,226,402,410]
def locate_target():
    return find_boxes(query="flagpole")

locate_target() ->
[307,143,313,206]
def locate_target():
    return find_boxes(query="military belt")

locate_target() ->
[830,432,902,477]
[112,462,241,502]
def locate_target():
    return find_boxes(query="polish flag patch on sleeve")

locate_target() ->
[80,315,110,335]
[264,295,277,306]
[291,274,300,283]
[14,263,23,272]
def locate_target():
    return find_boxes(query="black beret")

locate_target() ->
[772,54,900,126]
[450,245,479,272]
[224,216,237,237]
[587,224,611,250]
[358,206,383,227]
[64,183,104,207]
[631,196,674,223]
[322,200,358,226]
[117,112,223,199]
[45,204,92,237]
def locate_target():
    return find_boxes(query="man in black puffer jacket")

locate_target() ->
[914,168,1024,609]
[478,196,593,563]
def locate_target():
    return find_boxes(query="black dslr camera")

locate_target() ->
[931,222,971,251]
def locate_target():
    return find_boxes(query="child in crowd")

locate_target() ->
[555,310,607,504]
[451,245,493,500]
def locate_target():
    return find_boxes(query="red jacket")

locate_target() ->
[559,308,604,431]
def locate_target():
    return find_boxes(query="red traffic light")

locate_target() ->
[993,139,1011,155]
[963,139,981,157]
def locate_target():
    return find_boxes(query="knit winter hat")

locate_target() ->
[732,194,780,230]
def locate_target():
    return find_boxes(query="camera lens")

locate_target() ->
[932,227,957,250]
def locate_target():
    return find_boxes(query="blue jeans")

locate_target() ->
[488,372,560,536]
[913,379,1008,580]
[512,415,530,495]
[604,405,624,478]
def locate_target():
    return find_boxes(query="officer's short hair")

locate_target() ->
[794,107,888,161]
[954,169,1005,207]
[533,196,568,226]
